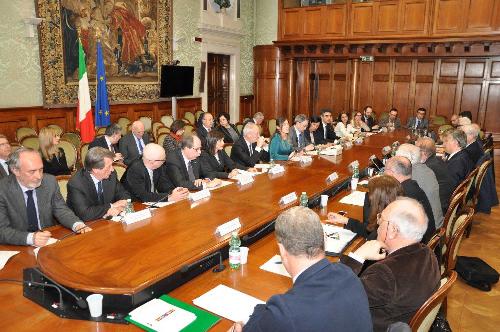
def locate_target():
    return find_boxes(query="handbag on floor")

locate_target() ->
[455,256,499,291]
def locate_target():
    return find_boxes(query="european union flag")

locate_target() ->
[95,41,111,127]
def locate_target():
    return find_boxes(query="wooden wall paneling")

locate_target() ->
[109,104,130,123]
[375,1,401,34]
[332,60,350,115]
[176,98,202,120]
[303,7,322,36]
[282,9,302,39]
[392,60,413,121]
[414,60,436,115]
[157,101,172,119]
[239,95,254,121]
[34,109,71,132]
[295,60,311,117]
[350,2,375,36]
[435,60,460,119]
[495,0,500,30]
[356,61,374,112]
[459,59,486,122]
[323,5,347,37]
[253,46,280,122]
[401,0,429,34]
[483,82,500,134]
[432,0,465,34]
[372,60,392,116]
[464,0,499,32]
[312,60,334,115]
[277,59,291,120]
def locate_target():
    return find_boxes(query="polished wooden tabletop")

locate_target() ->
[0,130,408,331]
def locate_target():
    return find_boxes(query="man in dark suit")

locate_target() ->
[314,109,337,144]
[231,122,269,167]
[67,147,130,221]
[288,114,314,152]
[0,148,90,246]
[121,143,189,203]
[232,206,372,332]
[442,129,474,191]
[119,120,151,166]
[89,123,123,162]
[362,105,379,131]
[416,137,454,214]
[341,197,440,332]
[196,112,214,150]
[165,134,221,191]
[384,156,436,243]
[462,124,483,165]
[406,107,429,130]
[379,108,402,129]
[0,134,11,180]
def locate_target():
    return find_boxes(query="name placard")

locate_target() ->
[215,217,241,237]
[268,164,285,175]
[189,189,211,202]
[238,175,254,186]
[123,209,152,225]
[326,172,338,183]
[279,192,297,205]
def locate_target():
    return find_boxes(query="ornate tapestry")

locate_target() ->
[36,0,172,105]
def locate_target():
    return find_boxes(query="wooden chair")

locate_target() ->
[95,127,107,136]
[139,116,153,133]
[464,158,492,237]
[16,127,37,142]
[430,115,447,126]
[236,123,244,133]
[160,115,174,128]
[184,124,194,134]
[156,127,170,141]
[195,110,204,123]
[57,139,78,171]
[184,111,195,125]
[438,124,453,136]
[10,143,22,154]
[117,117,131,135]
[47,124,64,136]
[61,132,81,150]
[442,208,475,276]
[113,162,127,181]
[408,271,457,332]
[80,143,89,167]
[268,118,277,137]
[157,133,169,147]
[20,135,40,150]
[427,228,445,252]
[56,175,72,201]
[152,122,164,140]
[224,144,233,156]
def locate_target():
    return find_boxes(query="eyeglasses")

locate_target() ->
[376,213,390,226]
[147,158,166,162]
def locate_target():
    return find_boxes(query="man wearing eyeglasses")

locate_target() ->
[165,134,221,191]
[121,143,189,203]
[67,147,130,221]
[340,197,440,332]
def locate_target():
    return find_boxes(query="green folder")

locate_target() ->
[125,295,220,332]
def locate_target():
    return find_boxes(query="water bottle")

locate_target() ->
[351,165,359,191]
[125,199,134,214]
[229,232,241,270]
[300,192,308,207]
[270,158,275,167]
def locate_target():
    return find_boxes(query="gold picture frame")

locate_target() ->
[36,0,172,106]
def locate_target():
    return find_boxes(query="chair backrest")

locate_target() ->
[469,158,492,208]
[113,162,127,181]
[462,166,479,206]
[427,228,445,251]
[139,116,153,133]
[152,122,163,139]
[16,127,37,142]
[117,117,131,135]
[184,124,194,134]
[268,118,277,137]
[431,115,447,126]
[224,144,233,156]
[184,111,195,125]
[56,175,72,201]
[409,271,457,332]
[438,124,453,136]
[157,133,169,147]
[57,139,78,171]
[61,132,81,150]
[47,124,64,136]
[95,127,107,136]
[160,115,174,128]
[443,208,474,276]
[156,127,170,141]
[442,186,466,239]
[195,110,204,123]
[10,143,22,154]
[236,123,244,133]
[80,143,90,166]
[20,135,40,150]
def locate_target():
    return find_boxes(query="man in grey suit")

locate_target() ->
[119,120,151,166]
[406,107,429,130]
[379,108,402,129]
[0,148,90,246]
[0,134,11,180]
[288,114,314,152]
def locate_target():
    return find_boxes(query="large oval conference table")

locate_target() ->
[0,130,408,331]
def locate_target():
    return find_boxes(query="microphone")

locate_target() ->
[148,193,171,209]
[0,278,64,309]
[32,268,88,309]
[180,251,226,274]
[242,221,275,243]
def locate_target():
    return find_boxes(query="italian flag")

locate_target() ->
[76,40,95,143]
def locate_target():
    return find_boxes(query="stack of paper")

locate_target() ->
[260,255,291,278]
[0,251,19,270]
[339,191,366,206]
[323,224,357,256]
[193,285,264,323]
[143,201,176,208]
[129,298,196,332]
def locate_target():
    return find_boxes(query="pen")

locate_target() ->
[274,261,282,264]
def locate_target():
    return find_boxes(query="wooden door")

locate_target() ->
[207,53,230,115]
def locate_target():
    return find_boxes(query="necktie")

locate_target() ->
[97,181,104,204]
[137,137,143,154]
[187,161,196,182]
[248,143,253,156]
[150,172,155,193]
[26,190,38,232]
[323,124,327,139]
[416,119,420,128]
[109,144,115,153]
[298,133,304,148]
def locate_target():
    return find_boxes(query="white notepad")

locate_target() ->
[260,255,291,278]
[323,224,357,255]
[129,298,196,332]
[339,191,366,206]
[193,284,264,323]
[0,251,19,270]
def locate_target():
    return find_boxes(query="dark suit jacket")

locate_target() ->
[196,126,211,150]
[362,115,376,130]
[314,122,337,144]
[425,154,454,214]
[41,148,71,176]
[89,135,118,152]
[287,126,311,151]
[230,136,270,167]
[66,169,130,221]
[0,174,81,245]
[199,150,245,179]
[406,117,429,129]
[121,159,176,202]
[165,149,203,191]
[445,149,474,192]
[118,132,151,166]
[216,124,240,143]
[0,162,8,180]
[401,179,436,244]
[345,193,373,239]
[464,140,483,166]
[243,258,372,332]
[341,243,440,332]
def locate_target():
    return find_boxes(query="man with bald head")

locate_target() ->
[0,148,90,246]
[122,143,189,203]
[461,124,483,165]
[384,156,435,243]
[341,197,440,331]
[119,120,151,165]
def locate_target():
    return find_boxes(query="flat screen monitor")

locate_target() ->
[160,65,194,97]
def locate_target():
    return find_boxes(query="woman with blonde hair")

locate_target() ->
[351,111,370,132]
[38,127,71,176]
